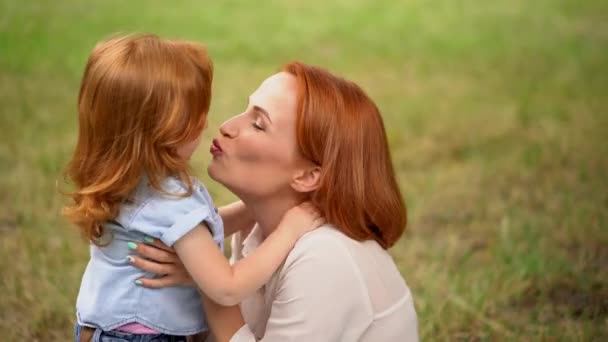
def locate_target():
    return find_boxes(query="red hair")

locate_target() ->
[283,62,406,249]
[63,34,213,244]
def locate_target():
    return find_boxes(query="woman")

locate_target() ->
[129,62,419,341]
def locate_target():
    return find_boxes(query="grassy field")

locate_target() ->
[1,0,607,340]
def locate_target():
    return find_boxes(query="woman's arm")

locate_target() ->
[200,293,246,342]
[218,201,255,237]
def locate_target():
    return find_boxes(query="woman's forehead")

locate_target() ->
[250,72,298,120]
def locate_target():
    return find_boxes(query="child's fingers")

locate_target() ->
[298,201,321,217]
[312,217,325,229]
[298,201,313,209]
[307,209,322,225]
[133,242,179,263]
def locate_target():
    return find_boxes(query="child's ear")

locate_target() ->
[291,166,321,193]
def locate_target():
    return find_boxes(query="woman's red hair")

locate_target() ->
[283,62,406,249]
[63,34,213,244]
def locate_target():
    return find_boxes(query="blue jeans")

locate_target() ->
[74,324,189,342]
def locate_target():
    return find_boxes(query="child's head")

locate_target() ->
[64,34,213,243]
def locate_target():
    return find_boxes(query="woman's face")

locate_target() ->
[207,72,306,199]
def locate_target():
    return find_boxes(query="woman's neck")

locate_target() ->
[242,194,302,239]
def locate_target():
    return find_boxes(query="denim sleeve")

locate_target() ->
[129,179,221,247]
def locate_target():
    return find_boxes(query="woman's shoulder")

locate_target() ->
[294,224,349,247]
[279,224,367,282]
[284,224,403,288]
[285,224,360,267]
[292,224,382,254]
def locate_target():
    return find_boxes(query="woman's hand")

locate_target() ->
[128,239,193,288]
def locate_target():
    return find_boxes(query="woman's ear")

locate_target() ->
[291,165,321,193]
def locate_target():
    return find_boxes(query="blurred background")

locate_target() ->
[1,0,606,340]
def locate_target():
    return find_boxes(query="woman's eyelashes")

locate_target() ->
[251,112,266,131]
[252,120,265,131]
[245,104,266,131]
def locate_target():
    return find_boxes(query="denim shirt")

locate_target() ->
[76,176,224,335]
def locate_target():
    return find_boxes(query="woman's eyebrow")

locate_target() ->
[253,105,273,123]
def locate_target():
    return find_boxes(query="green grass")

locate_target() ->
[1,0,607,340]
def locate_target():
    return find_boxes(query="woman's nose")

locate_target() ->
[219,115,239,138]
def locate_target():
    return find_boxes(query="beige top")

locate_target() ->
[227,224,419,342]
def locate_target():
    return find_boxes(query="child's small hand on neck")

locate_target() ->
[276,202,324,242]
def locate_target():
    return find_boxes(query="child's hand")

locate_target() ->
[278,202,324,239]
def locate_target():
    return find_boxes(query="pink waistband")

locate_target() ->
[115,322,160,334]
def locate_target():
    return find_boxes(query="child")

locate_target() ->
[64,34,320,342]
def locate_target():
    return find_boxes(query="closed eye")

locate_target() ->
[253,105,272,124]
[252,121,265,131]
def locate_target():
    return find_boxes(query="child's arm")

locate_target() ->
[217,201,255,238]
[174,203,322,306]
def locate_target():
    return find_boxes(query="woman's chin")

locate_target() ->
[207,162,232,188]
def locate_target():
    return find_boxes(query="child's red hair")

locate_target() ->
[63,34,213,244]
